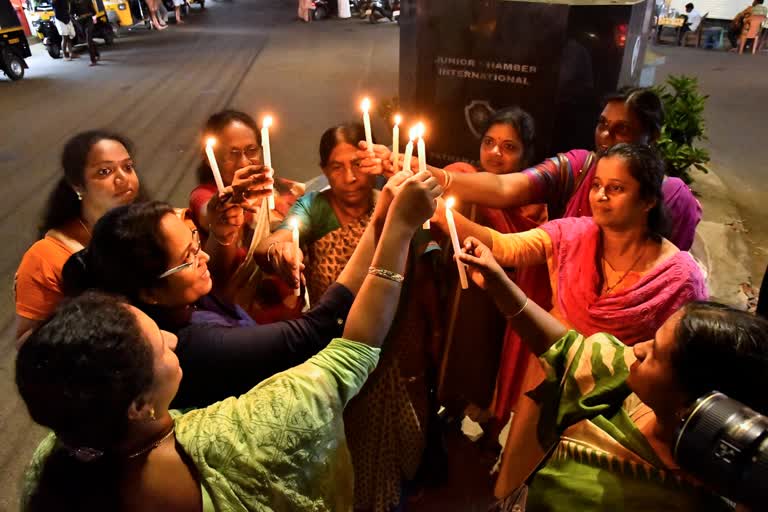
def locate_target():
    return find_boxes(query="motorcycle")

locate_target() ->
[31,0,115,59]
[311,0,362,21]
[366,0,398,23]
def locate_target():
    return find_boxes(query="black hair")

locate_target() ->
[39,131,140,239]
[62,201,175,304]
[601,143,669,240]
[756,0,765,5]
[318,122,370,168]
[16,291,155,511]
[685,3,694,10]
[196,109,262,185]
[481,106,536,168]
[671,302,768,414]
[603,87,665,143]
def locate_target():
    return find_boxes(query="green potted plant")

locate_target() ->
[653,75,710,184]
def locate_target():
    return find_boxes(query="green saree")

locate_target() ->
[495,331,731,512]
[23,339,380,512]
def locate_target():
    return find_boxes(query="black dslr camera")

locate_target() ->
[674,392,768,510]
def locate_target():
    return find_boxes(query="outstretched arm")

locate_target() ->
[458,236,567,355]
[343,171,442,348]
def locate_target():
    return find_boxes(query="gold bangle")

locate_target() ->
[368,267,404,283]
[441,168,452,192]
[506,297,529,320]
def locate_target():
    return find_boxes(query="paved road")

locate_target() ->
[654,44,768,284]
[0,2,398,507]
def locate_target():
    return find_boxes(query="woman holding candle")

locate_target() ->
[477,143,707,347]
[377,88,702,252]
[14,131,147,342]
[434,107,553,427]
[189,109,305,322]
[60,168,434,409]
[256,123,444,512]
[455,238,764,511]
[18,172,444,512]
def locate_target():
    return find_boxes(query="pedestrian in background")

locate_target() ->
[70,0,100,65]
[298,0,312,22]
[52,0,75,60]
[172,0,184,24]
[728,0,768,50]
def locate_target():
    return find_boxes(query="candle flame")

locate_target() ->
[361,97,371,112]
[415,122,426,138]
[289,217,300,229]
[205,137,216,148]
[394,114,402,125]
[446,197,456,209]
[262,116,273,128]
[408,126,417,141]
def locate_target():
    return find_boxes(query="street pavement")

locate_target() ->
[0,2,766,508]
[653,44,768,305]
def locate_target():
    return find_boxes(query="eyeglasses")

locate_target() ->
[223,146,261,163]
[158,229,201,278]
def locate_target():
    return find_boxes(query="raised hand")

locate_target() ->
[228,164,274,210]
[267,240,306,290]
[388,171,442,230]
[456,237,507,290]
[356,142,395,176]
[206,192,245,246]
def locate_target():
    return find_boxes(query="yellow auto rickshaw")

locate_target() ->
[0,0,31,80]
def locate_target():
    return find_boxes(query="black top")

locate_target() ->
[170,283,354,409]
[69,0,94,18]
[52,0,71,24]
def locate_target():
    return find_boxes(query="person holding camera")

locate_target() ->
[456,236,768,511]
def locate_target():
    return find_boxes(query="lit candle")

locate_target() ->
[445,197,469,290]
[391,114,402,171]
[416,122,430,229]
[261,116,275,211]
[361,97,374,153]
[403,127,415,173]
[205,137,225,194]
[290,217,301,296]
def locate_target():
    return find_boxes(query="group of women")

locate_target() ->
[12,87,768,512]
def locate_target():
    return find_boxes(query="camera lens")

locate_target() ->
[674,392,768,508]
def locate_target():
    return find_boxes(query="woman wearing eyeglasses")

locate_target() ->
[62,170,432,409]
[189,109,307,323]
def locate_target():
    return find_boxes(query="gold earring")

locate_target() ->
[149,408,156,421]
[75,190,83,201]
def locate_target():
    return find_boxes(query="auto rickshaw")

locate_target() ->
[30,0,114,59]
[103,0,132,29]
[0,0,31,80]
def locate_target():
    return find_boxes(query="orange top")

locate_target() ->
[15,232,84,321]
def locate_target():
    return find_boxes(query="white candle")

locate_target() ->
[361,98,374,152]
[403,127,415,173]
[391,114,401,171]
[261,116,276,211]
[205,138,226,194]
[290,217,301,296]
[445,197,469,290]
[416,122,430,229]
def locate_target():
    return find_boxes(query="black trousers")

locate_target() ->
[728,27,741,49]
[81,17,100,63]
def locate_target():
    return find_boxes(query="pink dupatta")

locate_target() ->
[540,216,707,345]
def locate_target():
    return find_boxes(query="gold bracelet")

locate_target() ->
[368,267,404,283]
[506,297,529,320]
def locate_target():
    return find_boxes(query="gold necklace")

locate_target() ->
[601,245,646,295]
[126,423,175,459]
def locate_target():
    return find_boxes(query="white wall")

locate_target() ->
[668,0,743,20]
